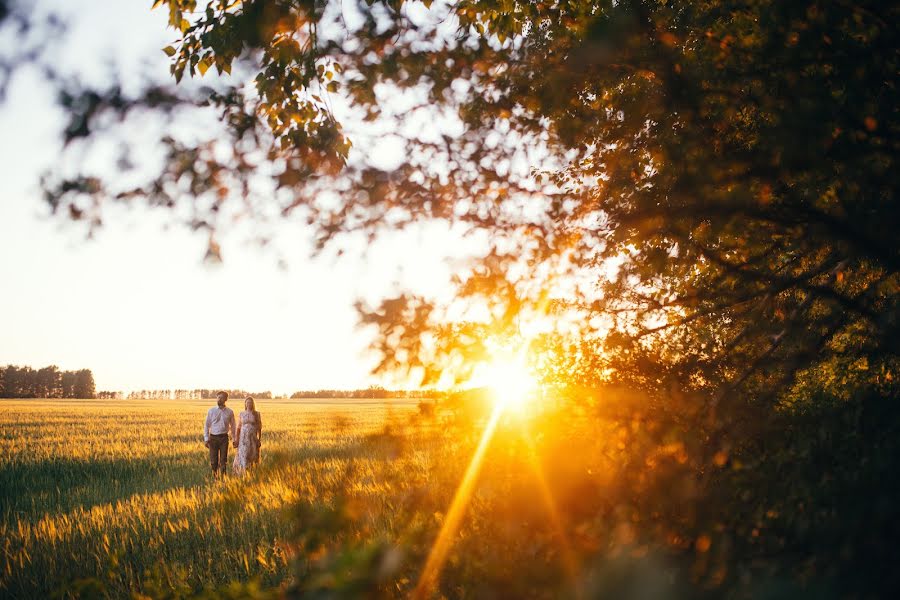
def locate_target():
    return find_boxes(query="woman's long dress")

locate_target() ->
[233,410,260,475]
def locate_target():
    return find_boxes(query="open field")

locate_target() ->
[0,398,423,598]
[1,395,633,599]
[3,395,895,599]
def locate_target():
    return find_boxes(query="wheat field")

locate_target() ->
[0,398,424,598]
[2,395,705,599]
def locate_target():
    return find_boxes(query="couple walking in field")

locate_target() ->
[203,391,262,477]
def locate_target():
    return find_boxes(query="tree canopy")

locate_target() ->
[20,0,895,410]
[0,364,95,398]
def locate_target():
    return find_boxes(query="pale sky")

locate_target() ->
[0,1,465,393]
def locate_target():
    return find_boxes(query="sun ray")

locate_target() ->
[518,421,583,599]
[412,403,505,599]
[413,290,563,598]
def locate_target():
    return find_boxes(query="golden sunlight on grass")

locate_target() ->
[412,402,505,599]
[412,352,540,597]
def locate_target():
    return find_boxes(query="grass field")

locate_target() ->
[4,394,863,599]
[0,398,426,598]
[1,395,643,599]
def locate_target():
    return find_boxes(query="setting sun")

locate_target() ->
[480,357,537,412]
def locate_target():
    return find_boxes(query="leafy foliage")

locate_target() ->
[23,0,895,398]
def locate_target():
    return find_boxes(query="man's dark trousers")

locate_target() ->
[209,433,229,475]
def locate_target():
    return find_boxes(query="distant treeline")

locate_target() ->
[121,389,275,400]
[0,365,95,398]
[103,388,445,400]
[12,382,446,401]
[289,387,444,399]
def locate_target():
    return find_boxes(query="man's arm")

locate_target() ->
[229,409,237,439]
[203,409,211,446]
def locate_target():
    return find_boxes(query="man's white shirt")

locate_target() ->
[204,405,236,441]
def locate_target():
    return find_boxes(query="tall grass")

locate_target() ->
[5,394,884,598]
[0,398,416,598]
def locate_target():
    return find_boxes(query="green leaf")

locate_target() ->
[162,45,177,57]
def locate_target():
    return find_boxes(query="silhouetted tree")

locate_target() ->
[60,370,76,398]
[36,365,62,398]
[0,366,23,398]
[0,365,95,398]
[7,0,888,402]
[73,369,95,399]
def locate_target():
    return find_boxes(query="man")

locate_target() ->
[204,391,236,477]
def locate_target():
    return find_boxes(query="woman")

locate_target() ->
[232,396,262,475]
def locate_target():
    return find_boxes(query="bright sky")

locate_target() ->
[0,1,463,394]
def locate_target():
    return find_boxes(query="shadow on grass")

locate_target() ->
[2,426,413,524]
[0,456,207,522]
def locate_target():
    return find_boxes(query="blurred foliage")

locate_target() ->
[5,0,895,397]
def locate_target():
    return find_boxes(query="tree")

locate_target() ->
[0,364,94,398]
[36,365,62,398]
[19,0,893,403]
[73,369,95,399]
[0,365,22,398]
[60,370,76,398]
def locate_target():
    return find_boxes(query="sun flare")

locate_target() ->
[481,357,537,412]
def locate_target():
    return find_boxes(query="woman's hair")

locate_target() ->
[245,396,260,421]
